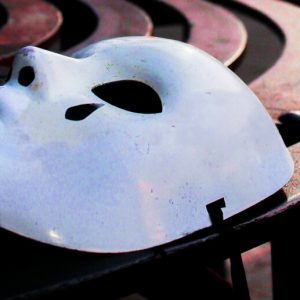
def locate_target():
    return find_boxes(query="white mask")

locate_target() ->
[0,37,293,252]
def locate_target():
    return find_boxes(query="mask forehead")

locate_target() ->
[0,37,293,252]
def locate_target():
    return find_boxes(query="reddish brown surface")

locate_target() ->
[0,0,62,63]
[237,0,300,121]
[66,0,153,55]
[79,0,246,66]
[162,0,247,66]
[236,0,300,200]
[0,0,152,62]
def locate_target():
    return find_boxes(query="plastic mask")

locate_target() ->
[0,37,293,252]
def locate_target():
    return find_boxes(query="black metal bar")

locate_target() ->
[231,252,251,300]
[206,198,251,300]
[271,201,300,300]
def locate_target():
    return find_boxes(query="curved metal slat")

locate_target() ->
[162,0,248,66]
[65,0,153,55]
[72,0,247,66]
[0,0,62,63]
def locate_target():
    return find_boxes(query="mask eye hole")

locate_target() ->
[92,80,162,114]
[65,103,102,121]
[18,66,35,86]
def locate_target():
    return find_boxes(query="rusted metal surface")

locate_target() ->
[235,0,300,200]
[0,0,152,63]
[0,0,248,68]
[162,0,247,66]
[65,0,153,55]
[236,0,300,121]
[0,0,62,63]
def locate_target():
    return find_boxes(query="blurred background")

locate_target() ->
[1,1,300,299]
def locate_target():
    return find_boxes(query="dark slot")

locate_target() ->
[18,66,35,86]
[128,0,190,41]
[277,112,300,147]
[47,0,98,51]
[0,2,8,30]
[207,0,284,83]
[65,103,102,121]
[92,80,162,114]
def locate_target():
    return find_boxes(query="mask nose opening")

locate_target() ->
[18,66,35,86]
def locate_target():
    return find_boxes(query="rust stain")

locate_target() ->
[31,82,43,91]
